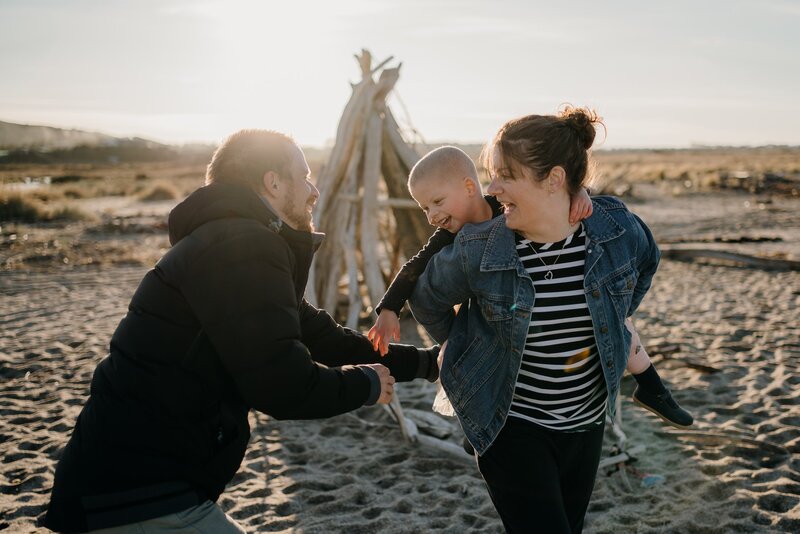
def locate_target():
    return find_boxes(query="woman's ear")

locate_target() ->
[547,166,567,193]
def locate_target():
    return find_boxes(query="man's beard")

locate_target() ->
[283,195,314,232]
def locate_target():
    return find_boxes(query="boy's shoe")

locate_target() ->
[633,386,694,428]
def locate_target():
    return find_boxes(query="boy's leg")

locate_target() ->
[630,353,694,428]
[625,320,693,428]
[477,418,571,533]
[629,345,666,394]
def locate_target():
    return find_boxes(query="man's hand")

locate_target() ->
[438,340,448,370]
[362,363,396,404]
[367,309,401,357]
[569,186,593,225]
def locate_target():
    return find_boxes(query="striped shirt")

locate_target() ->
[508,225,607,431]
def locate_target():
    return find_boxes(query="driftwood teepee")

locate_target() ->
[308,50,430,326]
[307,51,644,466]
[307,50,464,451]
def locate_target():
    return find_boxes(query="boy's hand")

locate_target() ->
[569,187,593,225]
[367,309,401,357]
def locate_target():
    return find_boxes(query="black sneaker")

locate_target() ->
[462,436,475,456]
[633,386,694,428]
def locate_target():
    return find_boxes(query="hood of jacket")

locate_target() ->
[167,182,324,301]
[168,182,284,246]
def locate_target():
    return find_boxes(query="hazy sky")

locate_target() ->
[1,0,798,148]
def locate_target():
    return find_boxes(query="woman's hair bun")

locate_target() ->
[559,105,601,150]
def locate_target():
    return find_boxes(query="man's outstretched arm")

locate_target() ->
[299,300,439,383]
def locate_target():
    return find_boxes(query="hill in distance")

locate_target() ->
[0,120,219,164]
[0,120,127,150]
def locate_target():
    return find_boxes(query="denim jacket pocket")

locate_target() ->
[449,334,483,371]
[478,294,515,342]
[605,268,636,320]
[480,294,515,322]
[446,334,502,406]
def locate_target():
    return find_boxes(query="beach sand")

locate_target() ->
[1,187,799,533]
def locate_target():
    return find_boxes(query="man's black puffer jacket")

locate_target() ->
[44,183,437,533]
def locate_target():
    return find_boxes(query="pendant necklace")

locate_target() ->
[527,236,569,280]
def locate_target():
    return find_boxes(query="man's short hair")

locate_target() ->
[206,129,296,192]
[408,146,479,189]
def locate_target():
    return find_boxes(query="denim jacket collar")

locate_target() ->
[481,219,520,272]
[480,200,626,273]
[583,200,626,244]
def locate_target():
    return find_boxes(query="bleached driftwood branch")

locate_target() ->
[660,245,800,270]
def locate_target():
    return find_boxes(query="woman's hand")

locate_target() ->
[569,187,594,225]
[367,309,401,357]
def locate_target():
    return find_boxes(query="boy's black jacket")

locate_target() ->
[44,182,435,532]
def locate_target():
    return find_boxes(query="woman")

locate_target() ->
[408,107,660,533]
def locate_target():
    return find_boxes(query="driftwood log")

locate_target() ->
[660,245,800,270]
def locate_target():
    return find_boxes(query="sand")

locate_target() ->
[1,187,799,533]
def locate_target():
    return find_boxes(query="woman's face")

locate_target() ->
[486,145,550,234]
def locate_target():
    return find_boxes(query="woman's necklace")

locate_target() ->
[527,236,569,280]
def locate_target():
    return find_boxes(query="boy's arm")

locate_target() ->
[375,227,456,316]
[408,242,472,344]
[568,187,593,225]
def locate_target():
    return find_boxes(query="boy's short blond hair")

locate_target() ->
[408,146,480,190]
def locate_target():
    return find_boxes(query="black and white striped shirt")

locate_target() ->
[508,225,607,431]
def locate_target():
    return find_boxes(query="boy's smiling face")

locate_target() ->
[410,174,479,233]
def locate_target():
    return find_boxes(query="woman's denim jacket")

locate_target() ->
[408,196,660,455]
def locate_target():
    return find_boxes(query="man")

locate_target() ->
[43,130,439,533]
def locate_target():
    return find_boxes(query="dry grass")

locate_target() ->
[3,147,798,200]
[591,146,800,196]
[0,162,205,200]
[0,188,92,223]
[459,145,800,196]
[137,181,181,202]
[1,147,798,272]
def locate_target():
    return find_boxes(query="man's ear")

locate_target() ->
[547,166,567,192]
[262,170,281,200]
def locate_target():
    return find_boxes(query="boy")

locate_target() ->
[368,146,693,429]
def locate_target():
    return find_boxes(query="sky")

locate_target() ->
[0,0,798,149]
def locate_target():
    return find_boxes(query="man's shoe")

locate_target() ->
[633,386,694,428]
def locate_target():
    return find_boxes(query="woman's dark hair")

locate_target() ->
[482,105,604,195]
